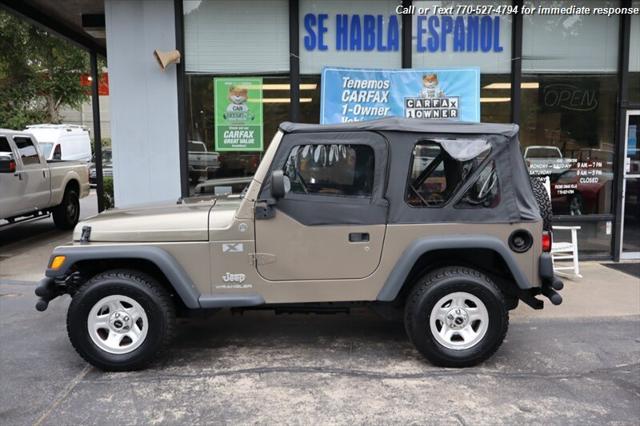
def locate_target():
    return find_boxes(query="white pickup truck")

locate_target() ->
[0,129,90,229]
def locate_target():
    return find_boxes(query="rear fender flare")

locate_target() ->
[376,235,534,302]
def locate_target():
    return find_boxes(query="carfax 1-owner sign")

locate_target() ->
[214,77,263,152]
[320,67,480,124]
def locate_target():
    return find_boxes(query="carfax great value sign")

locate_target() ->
[320,67,480,124]
[214,77,263,152]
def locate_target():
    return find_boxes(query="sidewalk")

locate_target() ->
[513,261,640,319]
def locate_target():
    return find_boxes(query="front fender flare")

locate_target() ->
[46,245,201,308]
[376,235,534,302]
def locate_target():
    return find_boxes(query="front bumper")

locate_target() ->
[34,268,81,311]
[34,276,59,311]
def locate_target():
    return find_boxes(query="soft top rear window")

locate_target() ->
[406,141,491,208]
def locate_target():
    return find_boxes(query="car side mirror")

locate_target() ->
[0,157,16,173]
[271,170,287,199]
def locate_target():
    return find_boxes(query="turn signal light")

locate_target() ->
[49,255,66,270]
[542,231,552,252]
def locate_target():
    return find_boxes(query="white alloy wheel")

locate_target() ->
[429,291,489,350]
[87,295,149,354]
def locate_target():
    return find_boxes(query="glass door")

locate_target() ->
[621,111,640,259]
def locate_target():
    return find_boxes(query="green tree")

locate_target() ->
[0,10,89,129]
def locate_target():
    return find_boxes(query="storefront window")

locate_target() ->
[554,221,614,256]
[184,0,289,73]
[185,75,290,193]
[299,0,402,74]
[629,1,640,103]
[479,74,511,123]
[412,1,512,74]
[521,1,619,224]
[184,1,290,195]
[299,0,402,124]
[410,1,512,123]
[300,76,322,124]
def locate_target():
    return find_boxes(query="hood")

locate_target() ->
[73,200,216,242]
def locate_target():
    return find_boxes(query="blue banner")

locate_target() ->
[320,67,480,124]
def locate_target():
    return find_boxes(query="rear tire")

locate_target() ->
[404,267,509,367]
[52,187,80,230]
[67,269,176,371]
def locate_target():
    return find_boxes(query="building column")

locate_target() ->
[90,50,105,212]
[104,0,182,207]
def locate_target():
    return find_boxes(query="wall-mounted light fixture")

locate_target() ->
[153,49,181,70]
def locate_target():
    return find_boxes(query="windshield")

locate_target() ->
[39,143,53,158]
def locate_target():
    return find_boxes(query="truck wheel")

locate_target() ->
[67,270,175,371]
[52,187,80,230]
[404,267,509,367]
[530,177,552,231]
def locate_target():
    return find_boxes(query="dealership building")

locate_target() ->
[1,0,639,260]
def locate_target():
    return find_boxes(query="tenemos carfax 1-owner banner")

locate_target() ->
[320,67,480,124]
[214,77,263,152]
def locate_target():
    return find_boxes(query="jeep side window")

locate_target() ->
[406,142,488,207]
[455,161,500,209]
[283,144,374,197]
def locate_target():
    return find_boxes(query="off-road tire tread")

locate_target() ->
[67,269,176,371]
[405,266,509,367]
[530,177,552,231]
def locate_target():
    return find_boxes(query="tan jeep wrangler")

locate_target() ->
[35,118,562,371]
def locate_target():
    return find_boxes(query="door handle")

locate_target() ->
[349,232,369,242]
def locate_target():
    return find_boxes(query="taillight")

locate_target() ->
[542,231,552,252]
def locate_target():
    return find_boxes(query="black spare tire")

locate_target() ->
[530,177,552,231]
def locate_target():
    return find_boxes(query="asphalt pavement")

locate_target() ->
[0,191,98,281]
[0,282,638,425]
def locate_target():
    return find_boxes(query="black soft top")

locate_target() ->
[266,118,540,226]
[280,117,519,138]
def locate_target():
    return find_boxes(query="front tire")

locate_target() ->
[67,270,175,371]
[52,187,80,230]
[404,267,508,367]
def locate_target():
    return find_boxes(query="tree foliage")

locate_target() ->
[0,10,89,129]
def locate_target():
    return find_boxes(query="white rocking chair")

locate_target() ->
[551,225,582,278]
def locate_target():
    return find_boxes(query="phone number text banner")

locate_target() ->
[320,67,480,124]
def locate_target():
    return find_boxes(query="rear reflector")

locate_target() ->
[542,231,552,252]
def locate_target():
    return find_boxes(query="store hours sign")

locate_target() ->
[320,67,480,124]
[214,77,263,152]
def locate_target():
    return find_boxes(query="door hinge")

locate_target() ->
[249,253,276,266]
[255,200,276,220]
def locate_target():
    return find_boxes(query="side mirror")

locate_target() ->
[0,157,16,173]
[271,170,286,199]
